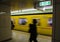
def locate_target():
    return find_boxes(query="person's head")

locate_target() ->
[33,19,37,24]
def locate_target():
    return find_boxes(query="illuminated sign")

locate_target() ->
[39,1,51,6]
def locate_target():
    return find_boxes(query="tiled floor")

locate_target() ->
[7,30,52,42]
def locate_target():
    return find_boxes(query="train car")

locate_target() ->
[11,14,52,36]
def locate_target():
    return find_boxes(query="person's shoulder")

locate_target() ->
[29,24,32,25]
[29,24,33,26]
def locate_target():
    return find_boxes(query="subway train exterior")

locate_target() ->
[11,14,52,36]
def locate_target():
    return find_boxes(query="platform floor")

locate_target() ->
[7,30,52,42]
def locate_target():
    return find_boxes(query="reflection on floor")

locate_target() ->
[7,30,52,42]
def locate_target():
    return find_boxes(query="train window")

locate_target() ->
[19,18,27,25]
[48,17,52,27]
[11,18,15,24]
[37,19,40,26]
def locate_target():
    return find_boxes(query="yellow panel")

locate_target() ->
[11,0,34,11]
[11,14,52,35]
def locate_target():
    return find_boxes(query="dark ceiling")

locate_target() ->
[0,0,11,5]
[0,0,10,2]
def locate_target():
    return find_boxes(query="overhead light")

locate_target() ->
[11,10,18,13]
[22,8,37,11]
[11,10,21,13]
[43,6,53,9]
[0,12,6,14]
[11,8,37,13]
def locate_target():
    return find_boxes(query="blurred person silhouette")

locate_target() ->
[29,19,38,42]
[11,21,15,30]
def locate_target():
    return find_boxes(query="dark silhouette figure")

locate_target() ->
[29,19,38,42]
[11,21,15,30]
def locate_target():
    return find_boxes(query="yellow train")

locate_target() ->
[11,14,52,36]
